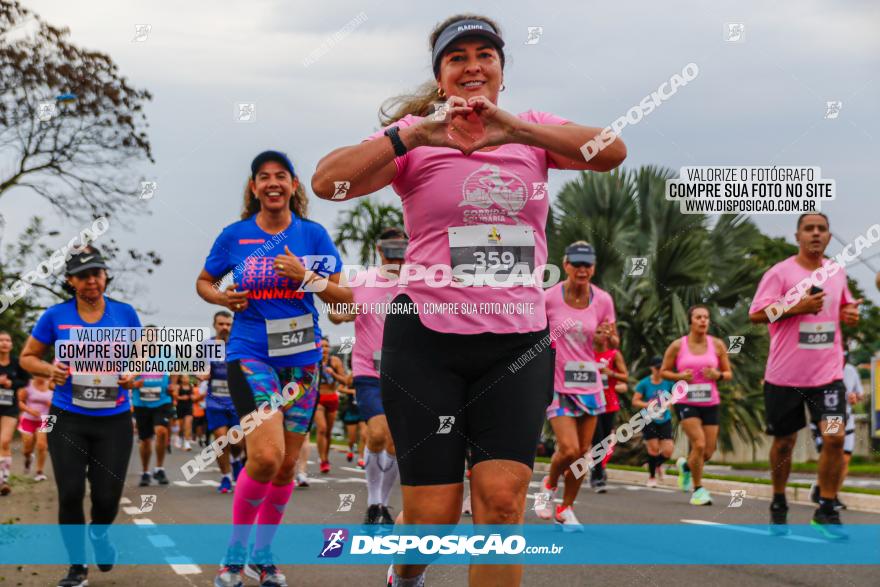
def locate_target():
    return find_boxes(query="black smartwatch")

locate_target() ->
[384,126,408,157]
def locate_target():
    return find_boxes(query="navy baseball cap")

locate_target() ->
[565,243,596,265]
[649,355,663,368]
[251,150,295,179]
[432,19,505,77]
[66,248,109,275]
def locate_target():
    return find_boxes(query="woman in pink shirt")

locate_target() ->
[660,305,732,506]
[314,14,625,587]
[17,375,53,481]
[537,242,620,528]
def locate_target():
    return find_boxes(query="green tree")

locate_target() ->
[0,0,160,340]
[334,197,404,265]
[548,166,768,455]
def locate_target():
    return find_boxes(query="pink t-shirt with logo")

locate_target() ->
[748,256,855,387]
[363,110,569,335]
[544,282,616,395]
[351,269,398,379]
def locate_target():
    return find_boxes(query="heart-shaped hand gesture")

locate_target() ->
[461,96,521,153]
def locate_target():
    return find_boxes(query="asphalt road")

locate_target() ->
[1,438,878,587]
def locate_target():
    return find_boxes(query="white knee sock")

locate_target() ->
[365,449,383,505]
[378,451,398,506]
[0,456,10,483]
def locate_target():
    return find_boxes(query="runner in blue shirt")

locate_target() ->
[196,150,352,587]
[130,338,174,487]
[200,310,244,493]
[633,356,675,487]
[20,247,141,587]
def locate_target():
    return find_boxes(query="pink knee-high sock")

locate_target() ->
[602,441,615,467]
[230,470,272,549]
[253,482,294,554]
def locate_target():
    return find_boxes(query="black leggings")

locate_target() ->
[381,294,554,486]
[590,410,618,476]
[47,406,133,561]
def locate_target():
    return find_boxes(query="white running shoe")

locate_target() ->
[173,436,182,449]
[183,440,192,452]
[34,472,48,482]
[554,506,584,532]
[646,477,658,488]
[535,476,558,520]
[294,472,309,487]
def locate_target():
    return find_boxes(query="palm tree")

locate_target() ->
[548,166,770,455]
[333,197,404,265]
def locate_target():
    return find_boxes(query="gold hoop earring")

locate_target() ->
[437,87,446,98]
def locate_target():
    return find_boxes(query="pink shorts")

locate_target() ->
[18,417,41,435]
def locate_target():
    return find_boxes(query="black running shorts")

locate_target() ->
[380,294,554,486]
[763,380,846,437]
[674,404,720,426]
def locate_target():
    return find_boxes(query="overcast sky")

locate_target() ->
[2,0,879,340]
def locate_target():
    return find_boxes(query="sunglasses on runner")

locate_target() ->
[568,261,593,269]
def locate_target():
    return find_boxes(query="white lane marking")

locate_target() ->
[133,518,156,526]
[170,564,202,575]
[681,519,828,543]
[123,506,143,515]
[334,477,367,484]
[173,480,220,487]
[148,534,175,548]
[120,497,132,505]
[340,466,365,474]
